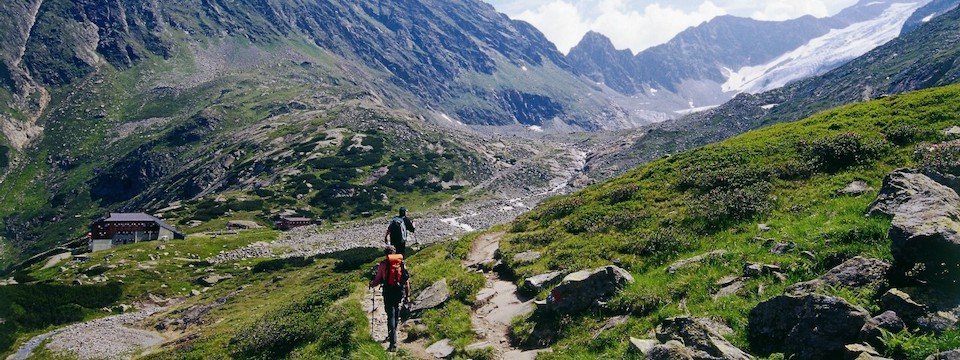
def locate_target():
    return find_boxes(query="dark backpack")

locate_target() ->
[388,217,409,245]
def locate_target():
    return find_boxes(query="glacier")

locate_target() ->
[723,1,930,94]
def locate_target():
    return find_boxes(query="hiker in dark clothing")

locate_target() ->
[384,207,416,256]
[369,245,410,352]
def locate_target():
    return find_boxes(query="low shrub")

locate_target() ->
[884,124,926,146]
[915,140,960,175]
[798,133,886,173]
[690,182,774,226]
[229,280,351,359]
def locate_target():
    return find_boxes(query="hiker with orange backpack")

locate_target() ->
[369,245,411,352]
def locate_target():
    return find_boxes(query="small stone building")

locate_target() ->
[89,213,185,252]
[275,216,313,231]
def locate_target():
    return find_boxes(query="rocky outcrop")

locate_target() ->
[409,279,450,314]
[869,170,960,286]
[749,294,872,359]
[512,251,542,265]
[521,271,563,295]
[195,274,233,287]
[655,317,752,360]
[546,265,633,313]
[787,257,891,294]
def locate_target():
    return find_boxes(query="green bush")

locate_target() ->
[0,283,122,353]
[690,182,773,225]
[882,329,960,360]
[535,196,586,223]
[229,280,352,359]
[884,124,925,146]
[798,133,885,173]
[916,140,960,175]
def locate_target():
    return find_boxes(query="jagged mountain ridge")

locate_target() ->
[0,0,641,146]
[584,5,960,180]
[566,0,933,115]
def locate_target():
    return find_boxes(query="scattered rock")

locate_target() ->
[521,271,563,295]
[880,289,927,326]
[943,126,960,137]
[860,311,906,347]
[656,317,751,360]
[465,341,494,352]
[770,242,796,254]
[667,250,726,274]
[917,311,959,334]
[743,263,781,278]
[749,293,871,359]
[647,340,695,360]
[844,343,890,360]
[425,338,455,359]
[190,289,201,297]
[546,265,634,313]
[196,273,233,287]
[409,279,450,314]
[839,181,874,196]
[713,280,746,299]
[788,257,891,294]
[758,224,772,232]
[801,251,817,261]
[927,349,960,360]
[629,337,658,355]
[512,251,542,265]
[715,275,740,287]
[592,316,628,340]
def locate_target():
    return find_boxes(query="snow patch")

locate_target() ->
[723,1,927,94]
[761,104,779,110]
[521,65,528,72]
[675,105,719,115]
[528,125,544,133]
[922,14,935,22]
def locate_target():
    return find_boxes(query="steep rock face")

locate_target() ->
[0,0,627,130]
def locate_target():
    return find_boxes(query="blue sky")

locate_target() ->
[484,0,859,53]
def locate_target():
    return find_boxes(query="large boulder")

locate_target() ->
[869,170,960,286]
[749,294,872,359]
[546,265,633,313]
[409,279,450,314]
[788,257,891,294]
[655,317,752,360]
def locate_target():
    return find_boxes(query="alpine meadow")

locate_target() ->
[1,1,960,360]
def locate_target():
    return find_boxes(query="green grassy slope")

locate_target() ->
[497,84,960,358]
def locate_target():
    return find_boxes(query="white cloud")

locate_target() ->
[492,0,862,53]
[514,0,727,54]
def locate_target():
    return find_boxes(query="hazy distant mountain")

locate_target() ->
[585,5,960,179]
[566,0,934,116]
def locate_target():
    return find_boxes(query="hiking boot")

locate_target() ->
[387,344,397,352]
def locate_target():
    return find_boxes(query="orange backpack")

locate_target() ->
[386,254,405,287]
